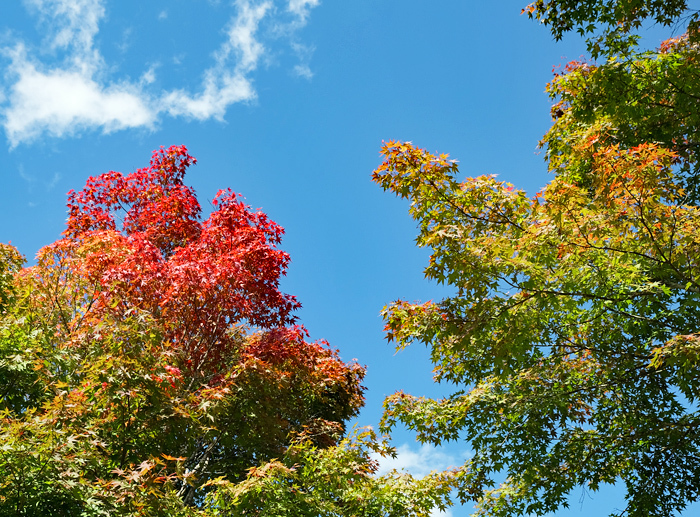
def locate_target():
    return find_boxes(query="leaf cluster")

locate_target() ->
[373,140,700,516]
[206,428,457,517]
[0,147,383,515]
[522,0,695,57]
[543,32,700,204]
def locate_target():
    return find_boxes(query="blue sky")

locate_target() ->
[0,1,683,515]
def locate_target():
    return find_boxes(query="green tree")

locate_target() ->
[207,428,455,517]
[372,3,700,516]
[0,146,454,516]
[522,0,696,57]
[543,30,700,204]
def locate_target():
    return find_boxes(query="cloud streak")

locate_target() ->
[162,0,270,121]
[26,0,104,64]
[371,442,466,517]
[287,0,320,24]
[372,442,460,478]
[1,0,320,147]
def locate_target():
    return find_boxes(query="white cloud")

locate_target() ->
[3,45,155,145]
[287,0,320,23]
[372,442,459,478]
[2,0,148,145]
[293,64,313,79]
[24,0,104,71]
[225,0,272,72]
[140,65,158,86]
[161,71,255,121]
[161,0,271,120]
[371,442,462,517]
[1,0,321,146]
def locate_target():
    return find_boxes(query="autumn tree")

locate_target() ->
[373,3,700,516]
[0,146,369,515]
[526,3,700,202]
[0,145,456,516]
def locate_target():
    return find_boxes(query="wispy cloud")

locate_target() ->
[161,0,270,120]
[25,0,105,66]
[293,63,313,79]
[1,0,321,147]
[287,0,320,24]
[372,442,460,478]
[370,441,466,517]
[18,163,61,194]
[116,27,134,53]
[290,41,315,79]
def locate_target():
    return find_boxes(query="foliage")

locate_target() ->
[60,145,300,375]
[522,0,696,57]
[0,146,373,515]
[206,427,456,517]
[0,244,23,314]
[371,3,700,515]
[543,32,700,204]
[373,139,700,516]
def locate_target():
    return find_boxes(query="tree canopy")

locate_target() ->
[0,146,454,516]
[6,1,700,515]
[372,2,700,516]
[523,0,697,57]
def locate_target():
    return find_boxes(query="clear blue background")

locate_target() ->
[0,1,686,515]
